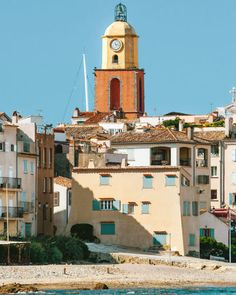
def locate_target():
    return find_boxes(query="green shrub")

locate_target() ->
[70,224,94,241]
[47,246,63,264]
[200,237,228,260]
[30,242,46,264]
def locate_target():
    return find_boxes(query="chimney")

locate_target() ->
[225,117,233,137]
[12,111,19,124]
[88,159,95,168]
[187,127,194,140]
[178,120,184,132]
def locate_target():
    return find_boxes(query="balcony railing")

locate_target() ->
[0,177,21,189]
[0,206,24,218]
[196,159,208,167]
[19,201,34,213]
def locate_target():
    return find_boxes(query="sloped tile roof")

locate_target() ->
[54,176,72,188]
[194,131,226,141]
[111,127,209,144]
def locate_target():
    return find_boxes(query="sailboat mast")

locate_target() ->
[83,54,89,112]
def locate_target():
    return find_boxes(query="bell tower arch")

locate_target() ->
[95,4,145,119]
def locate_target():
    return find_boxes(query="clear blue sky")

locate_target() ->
[1,0,236,124]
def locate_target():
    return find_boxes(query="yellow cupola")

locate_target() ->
[102,3,139,69]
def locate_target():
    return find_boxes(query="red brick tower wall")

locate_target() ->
[94,69,144,119]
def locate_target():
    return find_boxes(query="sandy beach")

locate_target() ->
[0,262,235,290]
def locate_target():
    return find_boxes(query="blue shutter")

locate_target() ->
[165,175,176,186]
[30,162,34,174]
[100,175,110,185]
[92,199,100,211]
[113,200,121,210]
[153,233,167,246]
[189,234,195,246]
[200,228,204,237]
[101,223,115,235]
[143,176,153,189]
[21,223,25,238]
[229,193,233,205]
[141,203,149,214]
[210,228,215,238]
[23,160,28,174]
[25,223,32,238]
[122,204,128,214]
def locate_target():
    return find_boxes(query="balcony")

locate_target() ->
[19,201,34,213]
[151,147,171,166]
[0,177,21,189]
[0,206,24,219]
[196,159,208,168]
[180,158,191,166]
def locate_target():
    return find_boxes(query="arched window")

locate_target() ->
[55,144,63,154]
[110,78,120,110]
[112,55,119,64]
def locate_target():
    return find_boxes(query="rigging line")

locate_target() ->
[61,56,83,122]
[87,75,94,99]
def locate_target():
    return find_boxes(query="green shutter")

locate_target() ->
[210,228,215,238]
[200,228,204,237]
[229,193,233,205]
[113,200,121,210]
[192,201,198,216]
[101,223,115,235]
[122,204,128,214]
[189,234,195,246]
[92,199,100,211]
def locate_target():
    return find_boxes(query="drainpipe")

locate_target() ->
[192,145,196,186]
[220,141,225,207]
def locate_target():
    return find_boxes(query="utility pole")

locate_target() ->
[228,208,231,263]
[6,182,10,264]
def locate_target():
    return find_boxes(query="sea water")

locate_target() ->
[34,287,236,294]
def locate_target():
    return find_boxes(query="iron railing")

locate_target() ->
[0,206,24,218]
[0,177,21,189]
[18,201,34,213]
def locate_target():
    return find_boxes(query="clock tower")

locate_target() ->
[94,3,145,119]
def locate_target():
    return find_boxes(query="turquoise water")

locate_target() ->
[38,287,236,294]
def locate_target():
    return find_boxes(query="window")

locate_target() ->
[197,175,209,184]
[48,177,53,193]
[68,190,72,206]
[0,142,5,152]
[49,148,53,168]
[197,148,206,157]
[211,189,217,200]
[232,149,236,162]
[189,234,195,246]
[54,192,60,207]
[122,203,135,214]
[211,144,219,156]
[165,175,176,186]
[23,160,28,174]
[192,201,198,216]
[200,228,214,238]
[100,199,113,210]
[143,175,153,189]
[141,202,150,214]
[30,162,34,175]
[23,142,30,153]
[10,144,15,152]
[0,123,2,132]
[232,172,236,185]
[43,177,47,193]
[183,201,190,216]
[43,147,47,168]
[101,222,115,235]
[112,54,118,64]
[100,175,110,185]
[153,232,167,246]
[181,175,190,186]
[200,201,207,210]
[211,166,217,177]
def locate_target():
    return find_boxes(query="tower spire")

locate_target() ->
[114,3,127,22]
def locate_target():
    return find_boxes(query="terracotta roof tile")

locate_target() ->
[194,131,226,141]
[54,176,72,188]
[111,127,209,144]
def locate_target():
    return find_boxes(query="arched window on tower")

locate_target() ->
[112,55,119,64]
[110,78,120,111]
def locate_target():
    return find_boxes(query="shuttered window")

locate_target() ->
[143,175,153,189]
[192,201,198,216]
[189,234,195,246]
[141,202,150,214]
[101,222,115,235]
[183,201,190,216]
[165,175,176,186]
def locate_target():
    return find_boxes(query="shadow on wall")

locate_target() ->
[67,180,157,251]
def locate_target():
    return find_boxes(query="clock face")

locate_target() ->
[111,39,122,51]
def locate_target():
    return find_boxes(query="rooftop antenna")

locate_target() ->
[83,54,89,112]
